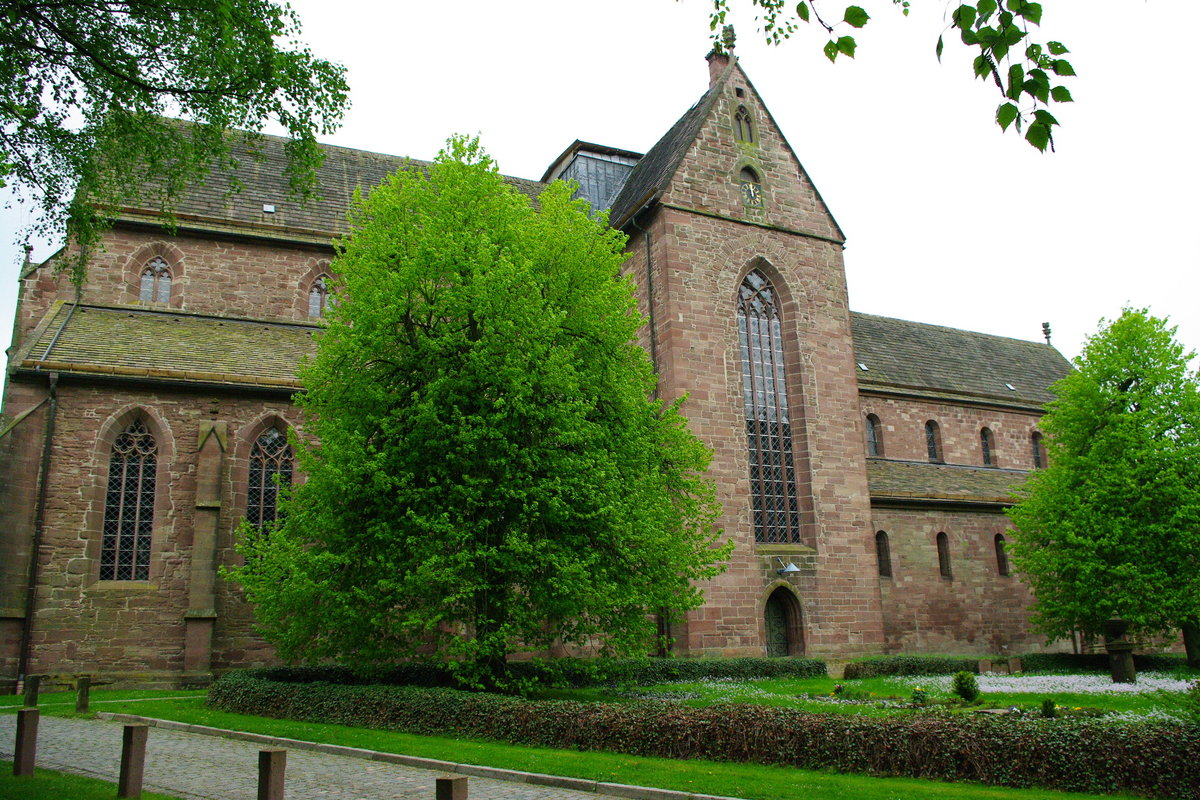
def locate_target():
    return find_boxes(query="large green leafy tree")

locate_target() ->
[231,138,730,689]
[707,1,1076,151]
[0,0,348,284]
[1008,309,1200,666]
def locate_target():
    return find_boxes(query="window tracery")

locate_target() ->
[247,426,293,528]
[100,419,156,580]
[139,257,172,304]
[308,275,332,318]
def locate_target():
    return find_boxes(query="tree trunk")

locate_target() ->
[1103,618,1136,683]
[1182,618,1200,669]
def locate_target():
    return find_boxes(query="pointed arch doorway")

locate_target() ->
[764,587,805,657]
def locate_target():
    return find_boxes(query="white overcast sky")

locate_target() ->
[2,0,1197,363]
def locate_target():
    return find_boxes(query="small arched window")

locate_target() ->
[738,167,763,208]
[925,420,943,463]
[980,427,995,466]
[995,533,1010,576]
[734,105,755,143]
[139,257,172,304]
[247,426,294,529]
[308,275,333,318]
[865,414,883,457]
[875,531,892,578]
[936,531,952,579]
[100,419,157,580]
[1031,431,1046,469]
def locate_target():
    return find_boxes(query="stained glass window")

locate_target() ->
[247,426,293,528]
[139,257,171,304]
[100,419,156,580]
[737,270,801,544]
[925,420,942,462]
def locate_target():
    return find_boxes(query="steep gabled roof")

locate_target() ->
[607,82,725,227]
[116,129,546,241]
[851,312,1071,407]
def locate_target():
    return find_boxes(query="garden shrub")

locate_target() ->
[246,657,826,691]
[1018,652,1189,674]
[1185,681,1200,726]
[951,671,980,702]
[1041,698,1058,719]
[208,669,1200,798]
[842,655,978,679]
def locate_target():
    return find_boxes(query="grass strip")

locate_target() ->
[0,763,181,800]
[81,696,1123,800]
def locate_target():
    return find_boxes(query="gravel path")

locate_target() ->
[1,712,689,800]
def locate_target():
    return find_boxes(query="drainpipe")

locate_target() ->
[17,370,59,687]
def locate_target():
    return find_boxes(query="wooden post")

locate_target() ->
[75,675,91,713]
[13,708,39,776]
[117,724,149,798]
[22,674,40,707]
[258,749,286,800]
[436,775,469,800]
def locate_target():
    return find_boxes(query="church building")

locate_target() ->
[0,52,1071,686]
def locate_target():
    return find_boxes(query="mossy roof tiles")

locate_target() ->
[20,305,317,388]
[867,459,1027,504]
[851,312,1071,406]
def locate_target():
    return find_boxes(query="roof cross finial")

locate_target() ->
[1042,321,1052,345]
[721,25,737,53]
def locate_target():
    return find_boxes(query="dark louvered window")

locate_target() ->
[100,420,156,580]
[139,257,171,304]
[737,270,801,544]
[734,105,755,143]
[247,427,293,528]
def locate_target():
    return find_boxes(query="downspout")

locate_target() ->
[17,370,58,688]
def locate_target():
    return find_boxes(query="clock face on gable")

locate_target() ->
[740,180,763,208]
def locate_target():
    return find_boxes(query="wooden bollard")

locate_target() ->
[76,676,91,713]
[436,775,468,800]
[118,724,149,798]
[13,708,39,776]
[22,674,41,708]
[258,749,286,800]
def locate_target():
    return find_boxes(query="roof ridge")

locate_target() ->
[851,309,1056,349]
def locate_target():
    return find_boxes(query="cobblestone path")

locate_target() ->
[0,713,631,800]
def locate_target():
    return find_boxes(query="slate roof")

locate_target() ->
[117,128,546,240]
[16,304,317,389]
[867,459,1027,505]
[606,83,724,227]
[851,312,1071,406]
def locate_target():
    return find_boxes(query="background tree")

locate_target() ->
[1008,309,1200,667]
[230,138,730,689]
[1,0,348,284]
[707,1,1076,151]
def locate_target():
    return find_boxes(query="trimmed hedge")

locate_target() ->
[209,670,1200,798]
[843,656,980,679]
[244,657,827,689]
[1018,652,1191,674]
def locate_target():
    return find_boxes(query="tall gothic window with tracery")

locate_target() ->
[139,257,172,304]
[308,275,332,318]
[737,270,801,544]
[100,419,157,580]
[247,426,293,528]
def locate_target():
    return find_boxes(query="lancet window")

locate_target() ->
[100,419,157,580]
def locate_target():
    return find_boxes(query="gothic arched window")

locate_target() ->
[980,427,996,466]
[875,531,892,577]
[925,420,943,463]
[734,105,755,143]
[865,414,883,457]
[100,419,157,580]
[737,270,801,544]
[936,531,953,579]
[308,275,332,318]
[139,257,172,304]
[247,426,294,528]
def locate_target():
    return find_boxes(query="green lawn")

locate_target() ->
[0,764,181,800]
[2,691,1139,800]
